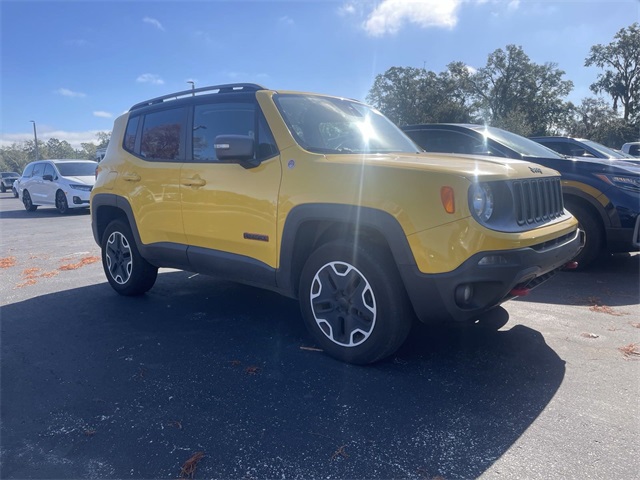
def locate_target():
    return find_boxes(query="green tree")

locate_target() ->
[96,131,111,148]
[46,138,75,159]
[585,23,640,123]
[0,143,31,173]
[366,67,431,125]
[565,97,636,147]
[366,65,475,126]
[467,45,573,136]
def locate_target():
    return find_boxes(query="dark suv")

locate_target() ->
[402,124,640,268]
[530,136,639,162]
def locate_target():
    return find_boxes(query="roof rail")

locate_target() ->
[129,83,266,111]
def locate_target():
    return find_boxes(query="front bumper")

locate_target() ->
[65,189,92,208]
[606,215,640,252]
[400,228,582,323]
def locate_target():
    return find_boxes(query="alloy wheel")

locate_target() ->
[309,261,377,347]
[105,231,133,285]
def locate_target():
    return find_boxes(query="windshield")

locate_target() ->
[468,126,564,159]
[580,139,629,159]
[274,94,420,154]
[56,162,97,177]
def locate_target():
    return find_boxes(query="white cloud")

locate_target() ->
[507,0,520,11]
[338,3,356,16]
[351,0,522,37]
[279,15,294,26]
[0,129,109,149]
[55,88,86,98]
[363,0,463,36]
[93,111,113,118]
[136,73,165,85]
[143,17,165,31]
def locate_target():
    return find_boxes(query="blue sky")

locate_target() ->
[1,0,638,148]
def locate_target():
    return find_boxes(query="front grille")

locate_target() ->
[513,178,564,226]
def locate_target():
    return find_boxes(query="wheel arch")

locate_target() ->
[91,193,137,246]
[562,186,615,229]
[277,204,416,299]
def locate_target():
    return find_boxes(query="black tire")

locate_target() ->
[12,187,18,198]
[1,184,5,193]
[55,190,69,214]
[299,240,413,364]
[565,201,604,270]
[101,220,158,296]
[22,190,38,212]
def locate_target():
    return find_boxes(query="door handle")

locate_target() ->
[123,173,141,182]
[181,176,206,187]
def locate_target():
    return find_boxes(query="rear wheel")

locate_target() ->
[55,190,69,214]
[565,201,604,270]
[22,190,37,212]
[299,240,412,364]
[101,220,158,296]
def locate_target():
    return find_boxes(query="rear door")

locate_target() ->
[27,162,46,203]
[123,108,188,247]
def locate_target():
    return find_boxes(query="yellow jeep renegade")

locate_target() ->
[91,83,581,364]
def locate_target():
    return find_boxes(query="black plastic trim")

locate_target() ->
[276,204,415,295]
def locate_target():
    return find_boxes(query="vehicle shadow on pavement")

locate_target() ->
[1,272,564,479]
[517,253,639,308]
[0,206,91,219]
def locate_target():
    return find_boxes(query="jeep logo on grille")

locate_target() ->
[529,167,543,174]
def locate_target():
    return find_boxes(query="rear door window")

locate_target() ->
[140,107,186,161]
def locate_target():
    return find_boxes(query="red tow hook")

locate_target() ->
[510,287,531,297]
[563,261,579,270]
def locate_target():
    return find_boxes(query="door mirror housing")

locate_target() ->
[43,174,54,181]
[214,135,260,169]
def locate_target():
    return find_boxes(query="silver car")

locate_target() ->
[1,171,20,194]
[17,159,97,214]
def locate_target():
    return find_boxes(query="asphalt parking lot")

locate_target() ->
[1,193,638,479]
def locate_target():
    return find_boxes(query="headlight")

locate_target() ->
[70,184,92,191]
[595,174,640,193]
[470,183,494,222]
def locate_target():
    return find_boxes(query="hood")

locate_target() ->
[525,155,640,176]
[65,175,96,186]
[323,152,560,181]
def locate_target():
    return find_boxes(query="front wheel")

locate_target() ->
[101,220,158,296]
[299,241,412,364]
[565,201,604,270]
[1,184,5,193]
[22,190,37,211]
[55,190,69,214]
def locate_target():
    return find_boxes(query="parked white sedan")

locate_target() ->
[17,159,97,214]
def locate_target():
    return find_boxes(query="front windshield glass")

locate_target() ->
[471,126,565,159]
[581,139,628,159]
[56,162,97,177]
[274,94,420,154]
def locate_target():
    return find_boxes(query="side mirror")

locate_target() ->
[214,135,260,169]
[43,174,54,181]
